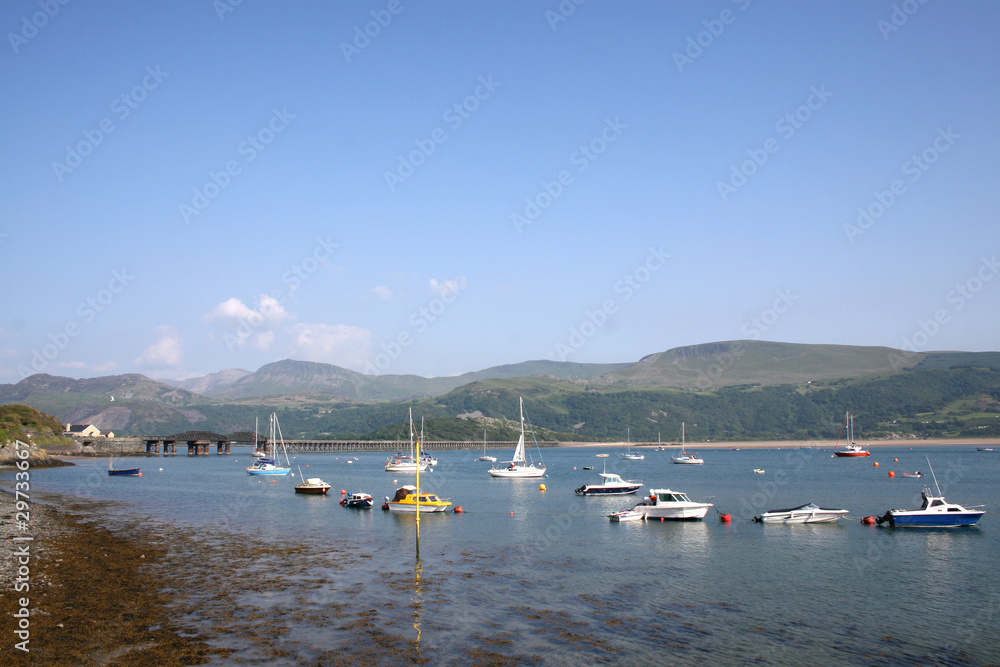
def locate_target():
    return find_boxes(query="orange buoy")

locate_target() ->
[539,484,546,491]
[893,458,899,462]
[454,506,463,513]
[862,516,876,525]
[138,472,143,477]
[341,489,347,494]
[510,511,514,516]
[272,480,277,483]
[719,513,732,523]
[660,517,665,522]
[873,462,879,467]
[888,471,895,478]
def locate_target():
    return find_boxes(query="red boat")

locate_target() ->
[833,412,870,457]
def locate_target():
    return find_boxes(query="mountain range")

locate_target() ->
[2,341,999,441]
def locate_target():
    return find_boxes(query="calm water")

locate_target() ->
[8,445,1000,665]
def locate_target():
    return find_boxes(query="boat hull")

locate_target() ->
[756,512,848,524]
[108,468,141,476]
[608,510,644,522]
[488,466,546,478]
[247,467,291,475]
[642,505,711,520]
[834,451,870,457]
[386,502,451,513]
[884,511,984,527]
[575,484,642,496]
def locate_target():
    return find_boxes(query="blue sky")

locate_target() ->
[2,0,998,382]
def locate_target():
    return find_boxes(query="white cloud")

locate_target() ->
[429,276,467,297]
[291,323,372,368]
[204,295,291,326]
[135,326,183,366]
[253,330,275,351]
[372,285,393,300]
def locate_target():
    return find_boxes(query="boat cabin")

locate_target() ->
[652,491,692,503]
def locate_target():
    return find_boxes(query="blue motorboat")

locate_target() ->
[876,458,984,527]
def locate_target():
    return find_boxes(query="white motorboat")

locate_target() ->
[575,469,642,496]
[671,422,704,464]
[631,488,713,520]
[488,397,547,478]
[754,503,849,524]
[608,509,644,522]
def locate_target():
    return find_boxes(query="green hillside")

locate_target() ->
[597,341,922,389]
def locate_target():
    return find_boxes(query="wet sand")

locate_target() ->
[0,491,222,665]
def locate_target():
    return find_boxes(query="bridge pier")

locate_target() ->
[145,440,160,456]
[216,441,230,455]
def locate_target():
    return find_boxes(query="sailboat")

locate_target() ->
[251,416,266,458]
[385,409,429,473]
[478,428,497,462]
[834,412,870,457]
[488,397,547,478]
[619,428,644,460]
[671,422,703,464]
[246,413,292,475]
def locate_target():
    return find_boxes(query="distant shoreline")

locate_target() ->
[557,437,999,450]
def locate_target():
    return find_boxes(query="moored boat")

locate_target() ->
[294,477,332,494]
[833,412,870,457]
[382,485,452,513]
[671,422,703,464]
[753,503,849,524]
[630,488,713,520]
[246,413,292,475]
[488,397,547,478]
[108,456,141,476]
[341,492,374,508]
[877,458,984,527]
[608,509,644,522]
[575,470,643,496]
[900,471,923,478]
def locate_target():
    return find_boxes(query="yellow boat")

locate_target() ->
[383,485,452,513]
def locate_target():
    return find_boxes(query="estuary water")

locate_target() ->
[8,445,1000,665]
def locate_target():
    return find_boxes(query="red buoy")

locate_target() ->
[888,471,895,478]
[454,506,463,513]
[510,511,514,516]
[341,489,347,494]
[873,462,879,467]
[719,513,732,523]
[862,516,876,525]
